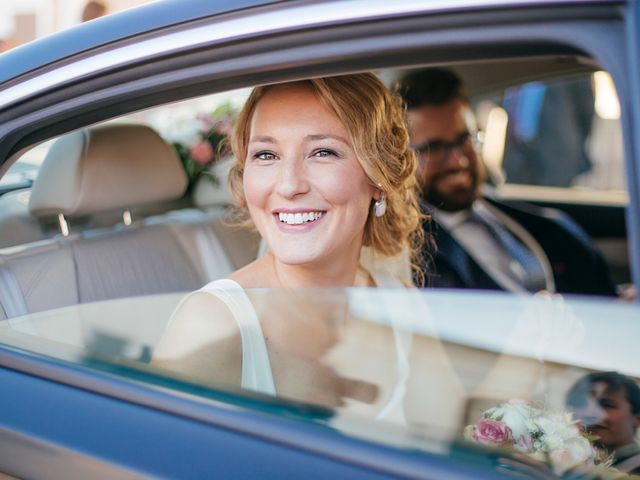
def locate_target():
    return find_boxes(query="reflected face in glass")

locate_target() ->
[243,84,375,270]
[407,99,482,211]
[573,382,640,451]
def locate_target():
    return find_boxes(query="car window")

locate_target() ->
[475,71,625,195]
[1,288,639,466]
[0,141,53,194]
[0,89,250,249]
[0,62,637,478]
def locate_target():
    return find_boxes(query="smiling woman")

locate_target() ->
[152,73,424,408]
[2,0,640,477]
[237,82,377,285]
[229,74,424,282]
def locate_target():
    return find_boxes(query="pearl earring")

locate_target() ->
[373,191,386,217]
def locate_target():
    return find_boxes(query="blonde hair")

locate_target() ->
[229,73,424,265]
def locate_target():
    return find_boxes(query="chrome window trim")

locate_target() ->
[0,0,610,111]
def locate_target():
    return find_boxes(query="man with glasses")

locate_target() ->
[398,68,616,295]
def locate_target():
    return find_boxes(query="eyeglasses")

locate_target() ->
[412,131,477,164]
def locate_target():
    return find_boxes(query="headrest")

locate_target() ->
[192,157,236,208]
[29,123,188,217]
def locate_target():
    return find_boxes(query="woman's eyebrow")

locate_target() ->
[306,134,350,146]
[249,135,277,144]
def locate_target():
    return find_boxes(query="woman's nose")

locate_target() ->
[275,158,310,198]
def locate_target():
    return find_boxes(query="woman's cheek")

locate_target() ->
[316,166,363,204]
[243,166,272,209]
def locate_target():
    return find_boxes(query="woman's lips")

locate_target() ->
[273,210,326,232]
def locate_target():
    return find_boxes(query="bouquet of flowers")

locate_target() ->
[171,102,237,191]
[464,399,614,477]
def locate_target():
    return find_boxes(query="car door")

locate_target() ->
[0,0,638,478]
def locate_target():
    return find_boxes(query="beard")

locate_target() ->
[423,170,480,212]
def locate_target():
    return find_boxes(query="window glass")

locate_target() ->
[1,288,639,462]
[475,72,625,194]
[0,140,52,194]
[0,65,636,478]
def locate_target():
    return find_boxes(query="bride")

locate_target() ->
[152,73,430,416]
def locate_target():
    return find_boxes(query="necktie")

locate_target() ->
[468,209,547,292]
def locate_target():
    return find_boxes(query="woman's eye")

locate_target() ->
[254,151,277,161]
[312,149,338,158]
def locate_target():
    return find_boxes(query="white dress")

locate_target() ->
[184,265,411,423]
[195,278,276,395]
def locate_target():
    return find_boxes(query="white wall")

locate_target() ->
[0,0,158,46]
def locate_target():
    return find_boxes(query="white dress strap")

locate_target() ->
[197,279,276,395]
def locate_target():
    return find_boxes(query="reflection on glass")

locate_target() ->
[2,289,638,456]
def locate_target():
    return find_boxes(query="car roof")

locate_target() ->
[0,0,618,87]
[0,0,279,85]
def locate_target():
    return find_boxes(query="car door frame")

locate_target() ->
[0,0,637,476]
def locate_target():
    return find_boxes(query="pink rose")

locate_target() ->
[472,419,513,446]
[190,141,214,165]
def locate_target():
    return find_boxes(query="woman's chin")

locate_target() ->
[269,247,322,267]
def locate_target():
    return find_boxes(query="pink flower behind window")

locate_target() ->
[466,419,512,446]
[190,141,214,165]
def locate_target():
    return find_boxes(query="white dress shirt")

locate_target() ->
[433,199,555,293]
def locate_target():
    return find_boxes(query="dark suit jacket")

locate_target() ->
[419,198,617,296]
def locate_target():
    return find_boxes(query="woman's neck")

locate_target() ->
[269,252,361,288]
[230,248,376,289]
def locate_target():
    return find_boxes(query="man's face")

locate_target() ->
[572,382,640,451]
[407,99,483,211]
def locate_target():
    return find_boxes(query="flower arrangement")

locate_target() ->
[171,102,237,191]
[464,399,614,477]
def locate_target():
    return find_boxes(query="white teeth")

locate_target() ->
[278,211,324,225]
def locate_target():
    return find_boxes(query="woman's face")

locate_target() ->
[243,83,376,270]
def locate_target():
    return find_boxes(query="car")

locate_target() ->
[0,0,638,478]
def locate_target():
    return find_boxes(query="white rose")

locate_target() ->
[499,401,536,440]
[543,432,563,451]
[565,437,595,464]
[534,417,555,436]
[550,437,595,475]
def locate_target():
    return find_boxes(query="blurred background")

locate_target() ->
[0,0,157,52]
